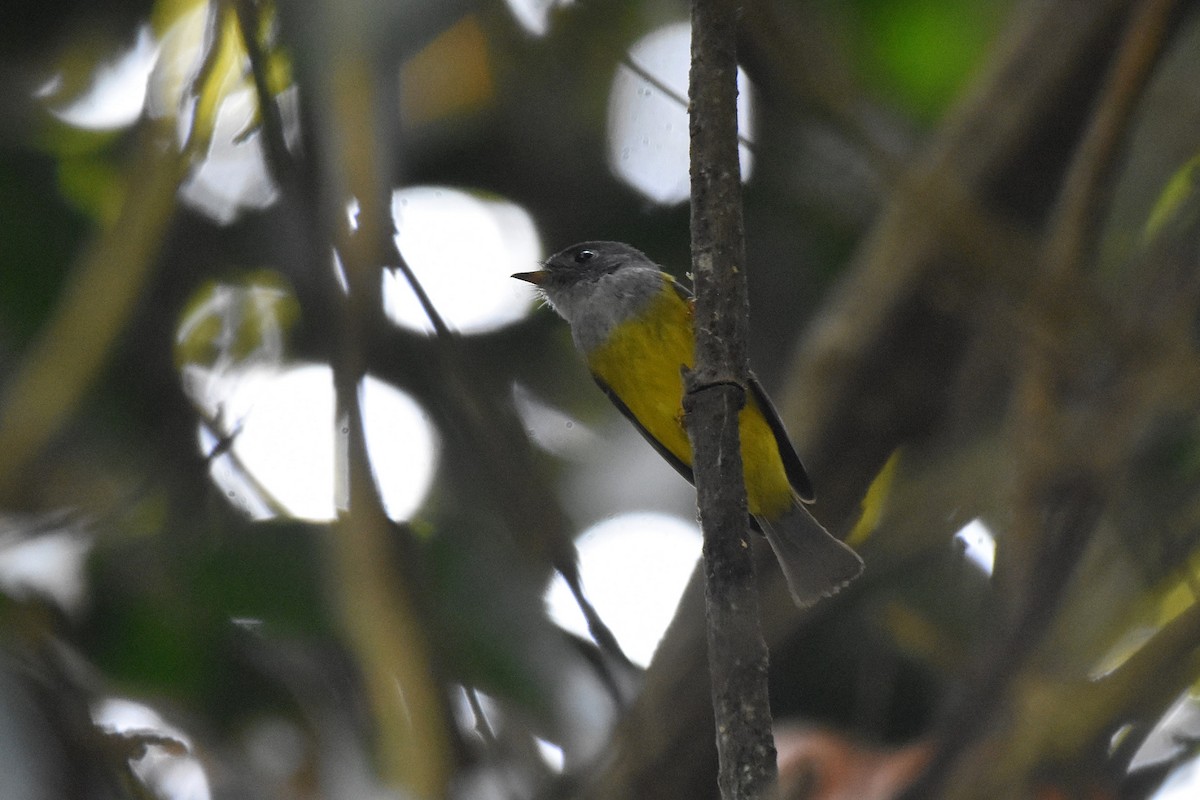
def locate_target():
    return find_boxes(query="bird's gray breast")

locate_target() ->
[545,267,665,354]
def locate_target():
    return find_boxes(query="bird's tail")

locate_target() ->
[756,501,863,608]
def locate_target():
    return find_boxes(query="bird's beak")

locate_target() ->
[511,270,548,285]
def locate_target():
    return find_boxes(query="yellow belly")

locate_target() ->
[585,283,795,520]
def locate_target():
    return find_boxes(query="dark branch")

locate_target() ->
[687,1,777,799]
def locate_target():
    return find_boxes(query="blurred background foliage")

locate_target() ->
[3,0,1200,799]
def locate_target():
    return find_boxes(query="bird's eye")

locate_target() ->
[574,249,595,263]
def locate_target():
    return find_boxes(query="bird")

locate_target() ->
[513,241,863,607]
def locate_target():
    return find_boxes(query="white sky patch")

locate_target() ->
[451,687,504,746]
[1153,755,1200,800]
[1129,693,1200,773]
[607,22,754,205]
[384,186,542,334]
[92,697,211,800]
[360,376,438,520]
[37,25,159,130]
[145,4,299,224]
[503,0,575,36]
[545,512,701,667]
[953,517,995,576]
[535,737,565,773]
[190,363,438,522]
[0,527,91,616]
[178,85,285,224]
[511,383,597,456]
[93,697,186,740]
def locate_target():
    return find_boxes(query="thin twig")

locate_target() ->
[377,234,635,675]
[620,54,755,152]
[559,567,636,672]
[230,0,296,183]
[385,244,453,339]
[1040,0,1181,286]
[196,409,292,517]
[371,157,637,681]
[464,686,500,749]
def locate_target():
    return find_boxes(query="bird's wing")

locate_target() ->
[592,374,696,485]
[668,275,693,305]
[747,373,815,503]
[671,271,816,503]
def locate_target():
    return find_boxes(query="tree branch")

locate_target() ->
[0,121,184,503]
[686,1,777,799]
